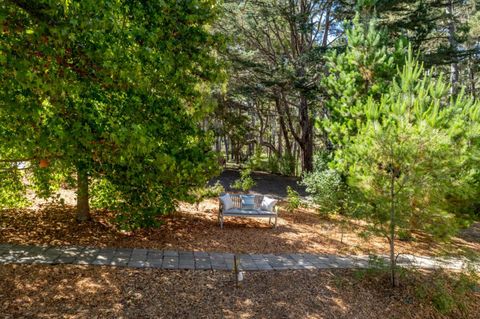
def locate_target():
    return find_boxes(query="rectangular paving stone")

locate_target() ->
[194,251,209,258]
[150,261,163,268]
[114,249,133,257]
[240,264,259,271]
[75,258,97,265]
[162,256,178,269]
[147,251,163,259]
[178,263,195,270]
[110,257,130,267]
[179,251,194,258]
[288,254,303,261]
[95,253,112,260]
[179,254,195,266]
[163,250,178,257]
[131,248,148,258]
[209,253,226,260]
[61,247,85,255]
[195,261,212,270]
[91,254,113,265]
[44,247,65,256]
[21,250,47,258]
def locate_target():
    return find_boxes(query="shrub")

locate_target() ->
[286,186,301,212]
[191,181,225,209]
[301,152,354,215]
[231,168,256,192]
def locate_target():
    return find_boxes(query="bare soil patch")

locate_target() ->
[1,198,478,257]
[1,264,478,319]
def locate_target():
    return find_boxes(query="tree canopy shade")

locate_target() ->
[0,0,223,228]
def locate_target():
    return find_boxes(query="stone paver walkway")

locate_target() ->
[0,244,478,271]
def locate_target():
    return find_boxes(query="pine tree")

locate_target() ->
[340,47,479,286]
[323,14,406,149]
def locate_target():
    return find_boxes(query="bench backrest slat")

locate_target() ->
[225,194,264,209]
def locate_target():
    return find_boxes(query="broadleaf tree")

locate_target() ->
[0,0,223,229]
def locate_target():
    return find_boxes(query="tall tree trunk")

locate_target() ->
[224,136,229,161]
[275,96,292,158]
[278,117,283,157]
[447,0,459,96]
[215,136,221,153]
[76,164,91,222]
[299,94,313,172]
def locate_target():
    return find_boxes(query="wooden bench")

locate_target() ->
[218,194,278,229]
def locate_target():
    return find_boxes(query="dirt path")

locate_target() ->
[210,169,307,198]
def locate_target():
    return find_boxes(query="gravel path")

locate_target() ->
[1,243,477,271]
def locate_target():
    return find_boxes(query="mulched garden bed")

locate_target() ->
[1,264,478,318]
[1,198,479,257]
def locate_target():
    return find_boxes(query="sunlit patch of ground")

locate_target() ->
[1,193,478,257]
[0,265,478,319]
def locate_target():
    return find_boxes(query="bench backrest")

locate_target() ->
[225,194,264,209]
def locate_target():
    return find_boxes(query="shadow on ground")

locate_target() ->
[210,169,307,198]
[2,265,477,318]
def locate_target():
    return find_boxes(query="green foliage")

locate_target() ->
[353,255,410,283]
[302,152,361,216]
[0,0,223,228]
[416,270,479,315]
[323,14,406,148]
[90,178,121,210]
[191,181,225,209]
[246,148,266,171]
[319,14,480,285]
[247,149,295,176]
[340,47,479,241]
[0,166,29,208]
[231,168,256,192]
[285,186,301,212]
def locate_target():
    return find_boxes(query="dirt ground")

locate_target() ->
[1,264,478,319]
[211,169,307,198]
[1,197,479,258]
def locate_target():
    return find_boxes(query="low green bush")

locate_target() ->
[286,186,301,212]
[231,168,256,192]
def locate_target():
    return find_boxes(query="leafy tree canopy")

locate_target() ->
[0,0,223,229]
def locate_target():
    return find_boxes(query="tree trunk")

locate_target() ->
[215,136,221,153]
[447,0,459,96]
[275,96,292,158]
[389,170,396,287]
[224,136,229,161]
[278,118,283,157]
[76,164,91,222]
[299,94,314,172]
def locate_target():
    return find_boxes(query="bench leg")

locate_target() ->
[269,217,271,225]
[274,215,277,228]
[220,216,224,229]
